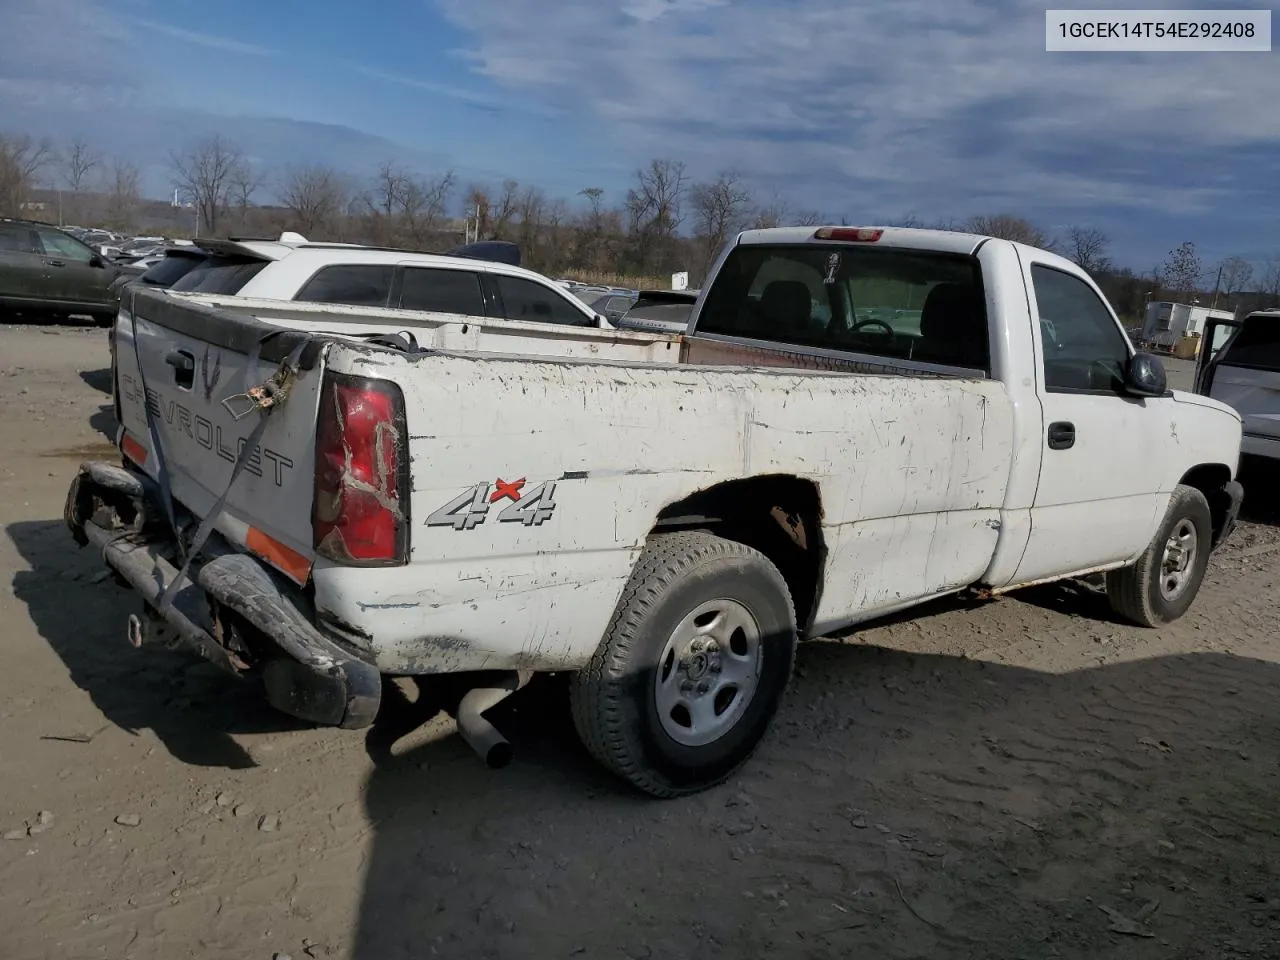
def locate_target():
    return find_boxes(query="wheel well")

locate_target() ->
[1179,463,1233,542]
[653,475,826,634]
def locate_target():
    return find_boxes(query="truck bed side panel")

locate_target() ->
[315,348,1015,672]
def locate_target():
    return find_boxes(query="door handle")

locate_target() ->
[1047,421,1075,450]
[45,259,66,267]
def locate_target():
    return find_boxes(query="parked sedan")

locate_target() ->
[0,218,121,325]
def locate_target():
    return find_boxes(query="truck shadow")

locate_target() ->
[7,519,301,769]
[79,368,113,394]
[350,645,1280,960]
[1238,456,1280,525]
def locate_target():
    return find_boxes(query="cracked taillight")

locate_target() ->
[313,371,409,565]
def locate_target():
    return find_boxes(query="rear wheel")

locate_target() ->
[570,530,797,797]
[92,312,115,328]
[1107,484,1212,627]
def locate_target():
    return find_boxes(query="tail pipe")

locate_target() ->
[457,671,531,769]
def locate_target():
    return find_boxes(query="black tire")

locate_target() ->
[570,530,797,798]
[1106,484,1212,627]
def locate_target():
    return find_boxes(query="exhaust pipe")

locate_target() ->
[457,671,530,769]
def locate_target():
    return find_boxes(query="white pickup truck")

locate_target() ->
[66,226,1244,797]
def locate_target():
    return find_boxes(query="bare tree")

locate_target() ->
[104,158,141,231]
[278,164,348,236]
[1159,242,1202,301]
[967,214,1056,249]
[169,135,245,235]
[463,185,491,241]
[1260,259,1280,301]
[690,171,752,274]
[579,187,605,234]
[401,170,455,244]
[490,179,521,239]
[516,184,545,265]
[1217,255,1253,305]
[0,133,56,216]
[62,137,100,195]
[1066,226,1112,274]
[791,209,824,227]
[750,196,790,229]
[626,159,687,272]
[227,159,264,230]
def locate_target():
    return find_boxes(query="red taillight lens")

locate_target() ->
[313,372,409,565]
[812,227,884,242]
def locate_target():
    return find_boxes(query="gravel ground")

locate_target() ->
[0,325,1276,960]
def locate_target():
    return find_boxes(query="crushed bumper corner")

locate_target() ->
[65,461,382,730]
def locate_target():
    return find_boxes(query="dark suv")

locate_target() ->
[0,218,120,326]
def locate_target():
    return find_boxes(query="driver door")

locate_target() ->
[1010,258,1170,586]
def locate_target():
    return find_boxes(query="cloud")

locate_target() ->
[130,16,275,57]
[347,63,558,117]
[432,0,1280,228]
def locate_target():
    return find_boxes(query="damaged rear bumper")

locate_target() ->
[64,460,381,729]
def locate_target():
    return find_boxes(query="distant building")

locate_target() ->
[1141,301,1234,352]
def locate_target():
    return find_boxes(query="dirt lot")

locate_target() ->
[1,324,1278,960]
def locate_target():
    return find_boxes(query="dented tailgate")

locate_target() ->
[113,287,326,583]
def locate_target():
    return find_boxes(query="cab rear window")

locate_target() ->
[696,244,989,371]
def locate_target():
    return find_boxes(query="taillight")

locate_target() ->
[813,227,884,242]
[313,372,409,565]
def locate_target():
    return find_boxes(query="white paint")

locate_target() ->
[113,226,1245,678]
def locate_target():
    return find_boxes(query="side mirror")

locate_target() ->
[1125,351,1168,397]
[89,255,104,268]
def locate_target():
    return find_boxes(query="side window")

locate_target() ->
[36,228,95,262]
[399,268,485,316]
[0,224,40,254]
[494,275,591,326]
[295,264,394,307]
[1031,265,1130,392]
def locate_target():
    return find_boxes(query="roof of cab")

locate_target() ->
[737,225,990,255]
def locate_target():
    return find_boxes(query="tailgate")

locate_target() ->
[114,287,326,582]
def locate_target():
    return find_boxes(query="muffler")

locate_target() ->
[456,671,530,769]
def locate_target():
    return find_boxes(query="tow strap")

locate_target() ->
[126,288,311,612]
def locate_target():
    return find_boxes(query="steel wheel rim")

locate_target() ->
[1159,518,1198,601]
[653,598,763,748]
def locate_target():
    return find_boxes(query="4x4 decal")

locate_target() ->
[426,479,558,531]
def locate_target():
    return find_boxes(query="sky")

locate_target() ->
[1,0,1278,271]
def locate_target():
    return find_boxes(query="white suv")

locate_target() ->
[163,233,607,328]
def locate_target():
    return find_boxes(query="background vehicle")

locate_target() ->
[68,225,1243,798]
[589,291,638,322]
[1194,308,1280,462]
[0,217,120,325]
[613,288,699,333]
[160,234,610,328]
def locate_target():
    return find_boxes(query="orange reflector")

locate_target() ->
[246,527,312,585]
[121,433,148,465]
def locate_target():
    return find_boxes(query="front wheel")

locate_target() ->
[570,530,797,798]
[1106,484,1212,627]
